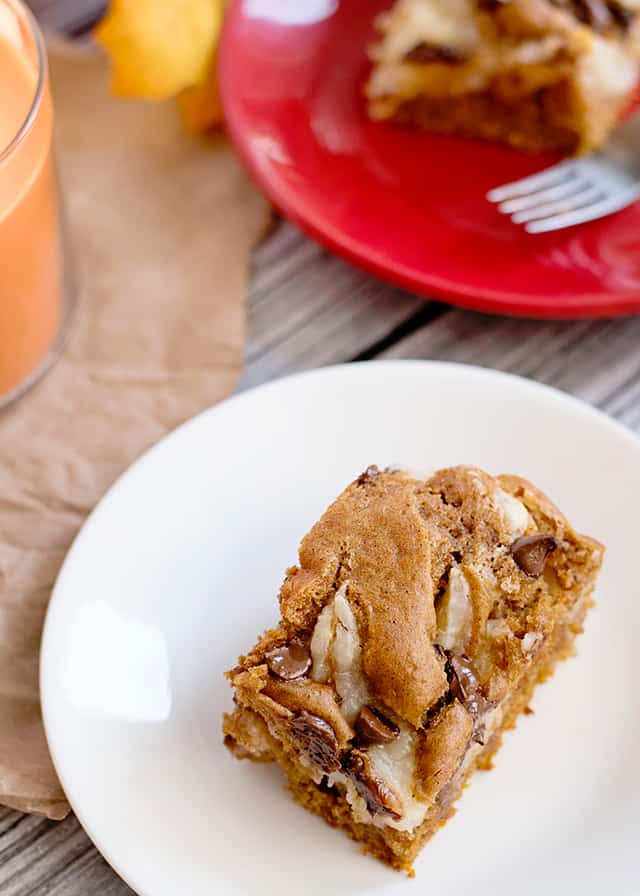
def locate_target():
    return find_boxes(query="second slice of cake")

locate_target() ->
[367,0,640,153]
[223,465,603,872]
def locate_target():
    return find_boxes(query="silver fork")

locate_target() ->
[487,112,640,233]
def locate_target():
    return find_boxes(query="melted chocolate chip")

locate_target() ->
[342,751,402,819]
[265,639,311,681]
[404,42,468,64]
[355,706,400,745]
[550,0,616,30]
[290,711,341,773]
[423,690,452,728]
[511,535,558,578]
[610,1,635,29]
[317,777,340,797]
[356,465,381,486]
[447,655,489,719]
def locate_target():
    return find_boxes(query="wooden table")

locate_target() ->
[3,2,640,894]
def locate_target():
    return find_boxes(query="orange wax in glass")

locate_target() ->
[0,0,70,407]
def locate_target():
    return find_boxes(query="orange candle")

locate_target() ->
[0,0,67,405]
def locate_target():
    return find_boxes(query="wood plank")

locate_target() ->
[242,223,427,388]
[1,816,88,896]
[0,813,133,896]
[245,223,640,436]
[0,808,23,836]
[381,309,640,433]
[42,850,132,896]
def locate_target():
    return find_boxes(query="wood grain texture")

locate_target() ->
[380,307,640,433]
[242,223,425,389]
[245,223,640,436]
[4,3,640,895]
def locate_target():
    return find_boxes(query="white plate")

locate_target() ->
[41,361,640,896]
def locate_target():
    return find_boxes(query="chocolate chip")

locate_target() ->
[610,1,635,29]
[404,42,468,64]
[511,535,558,578]
[423,690,451,728]
[577,0,612,29]
[265,639,311,680]
[317,777,340,796]
[290,711,341,773]
[342,751,402,819]
[354,706,400,745]
[356,465,381,486]
[550,0,612,30]
[447,655,488,719]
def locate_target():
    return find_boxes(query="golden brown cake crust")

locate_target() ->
[280,469,450,726]
[223,464,604,872]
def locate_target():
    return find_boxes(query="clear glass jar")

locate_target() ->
[0,0,73,409]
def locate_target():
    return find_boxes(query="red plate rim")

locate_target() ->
[219,0,640,319]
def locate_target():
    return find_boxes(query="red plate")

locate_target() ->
[219,0,640,318]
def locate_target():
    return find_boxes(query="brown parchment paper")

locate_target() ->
[0,42,269,819]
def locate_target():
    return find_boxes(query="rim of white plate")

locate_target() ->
[40,359,640,896]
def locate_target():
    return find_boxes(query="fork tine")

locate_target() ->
[524,186,640,233]
[511,185,604,223]
[487,160,578,203]
[498,176,592,214]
